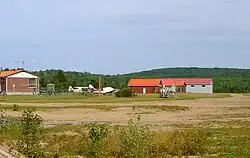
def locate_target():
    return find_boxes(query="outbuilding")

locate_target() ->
[169,78,213,93]
[0,69,39,95]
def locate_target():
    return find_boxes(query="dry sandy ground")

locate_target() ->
[4,94,250,126]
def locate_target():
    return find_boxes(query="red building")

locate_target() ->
[127,78,186,94]
[0,70,39,95]
[128,78,213,94]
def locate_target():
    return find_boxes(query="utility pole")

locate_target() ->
[98,76,101,96]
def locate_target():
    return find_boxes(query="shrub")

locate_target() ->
[81,122,109,158]
[165,130,208,157]
[119,116,153,157]
[0,105,7,126]
[115,88,135,97]
[15,109,45,157]
[0,105,7,142]
[12,104,19,111]
[46,134,81,157]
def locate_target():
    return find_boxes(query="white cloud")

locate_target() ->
[213,36,225,41]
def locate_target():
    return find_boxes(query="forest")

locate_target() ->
[31,67,250,93]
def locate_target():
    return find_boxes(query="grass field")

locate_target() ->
[1,93,250,157]
[0,92,231,103]
[242,93,250,96]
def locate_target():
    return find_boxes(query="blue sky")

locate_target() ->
[0,0,249,74]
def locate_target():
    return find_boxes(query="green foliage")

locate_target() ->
[115,88,135,97]
[88,79,99,88]
[165,130,208,157]
[1,115,249,157]
[16,109,45,157]
[81,122,109,158]
[0,105,7,142]
[119,116,153,158]
[46,134,81,157]
[32,67,250,93]
[12,104,19,111]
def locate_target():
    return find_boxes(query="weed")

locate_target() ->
[80,122,109,158]
[15,109,45,157]
[131,105,190,112]
[119,116,153,158]
[46,134,81,157]
[165,130,208,157]
[0,105,7,142]
[1,111,250,157]
[12,104,19,111]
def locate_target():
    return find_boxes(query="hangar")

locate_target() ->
[0,69,39,95]
[128,78,213,94]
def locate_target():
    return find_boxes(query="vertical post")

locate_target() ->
[98,76,101,96]
[37,78,39,95]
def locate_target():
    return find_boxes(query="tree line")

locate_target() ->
[2,67,250,93]
[31,67,250,93]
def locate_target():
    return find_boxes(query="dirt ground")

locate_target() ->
[5,94,250,127]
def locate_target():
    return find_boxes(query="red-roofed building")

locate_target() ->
[128,78,213,94]
[0,69,39,95]
[127,78,186,94]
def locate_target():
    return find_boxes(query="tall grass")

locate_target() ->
[1,110,249,157]
[118,116,153,158]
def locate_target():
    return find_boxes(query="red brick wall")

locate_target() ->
[6,78,39,93]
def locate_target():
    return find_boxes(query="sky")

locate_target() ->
[0,0,249,74]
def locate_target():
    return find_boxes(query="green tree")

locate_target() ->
[33,67,250,93]
[72,80,77,87]
[57,70,67,82]
[88,79,98,88]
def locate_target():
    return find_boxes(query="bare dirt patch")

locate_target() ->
[5,94,250,127]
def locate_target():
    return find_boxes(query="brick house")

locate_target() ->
[0,69,39,95]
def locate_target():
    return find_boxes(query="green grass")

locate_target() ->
[42,120,250,157]
[242,93,250,96]
[1,117,250,157]
[1,104,190,112]
[0,93,231,103]
[226,106,250,110]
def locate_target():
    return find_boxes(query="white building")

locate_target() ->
[170,78,213,93]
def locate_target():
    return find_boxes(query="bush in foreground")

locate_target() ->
[82,122,109,158]
[15,109,45,157]
[119,116,153,157]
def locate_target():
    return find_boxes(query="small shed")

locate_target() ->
[0,69,39,95]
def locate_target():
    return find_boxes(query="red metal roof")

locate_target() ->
[0,69,24,77]
[128,78,212,87]
[169,78,212,85]
[128,78,161,87]
[128,78,186,87]
[160,79,186,86]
